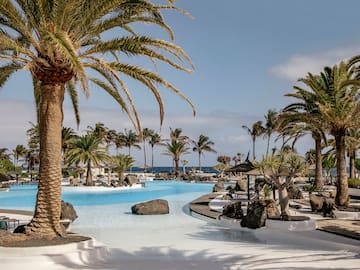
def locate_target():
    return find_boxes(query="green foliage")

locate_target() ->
[263,184,272,198]
[348,178,360,188]
[112,154,135,174]
[0,157,17,175]
[302,185,319,192]
[355,158,360,172]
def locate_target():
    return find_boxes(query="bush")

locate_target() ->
[302,185,319,192]
[348,178,360,188]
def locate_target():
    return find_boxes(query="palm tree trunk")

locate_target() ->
[335,132,349,206]
[252,138,256,161]
[266,135,270,157]
[25,82,65,237]
[349,150,356,179]
[86,160,93,186]
[151,146,154,173]
[143,140,147,172]
[314,136,323,189]
[175,158,179,173]
[198,152,201,171]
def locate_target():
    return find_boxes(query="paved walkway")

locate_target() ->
[189,192,360,241]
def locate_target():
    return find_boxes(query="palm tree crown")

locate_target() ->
[191,134,216,171]
[0,0,194,237]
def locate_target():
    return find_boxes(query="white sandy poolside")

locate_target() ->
[1,189,360,269]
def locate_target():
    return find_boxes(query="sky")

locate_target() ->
[2,0,360,167]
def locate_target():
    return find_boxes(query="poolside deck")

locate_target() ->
[189,193,360,241]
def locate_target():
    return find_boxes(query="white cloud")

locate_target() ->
[270,46,360,81]
[0,99,314,166]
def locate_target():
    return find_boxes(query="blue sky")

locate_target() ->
[2,0,360,167]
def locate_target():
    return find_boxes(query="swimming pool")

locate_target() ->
[0,181,213,209]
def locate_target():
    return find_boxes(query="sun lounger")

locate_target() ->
[0,216,20,230]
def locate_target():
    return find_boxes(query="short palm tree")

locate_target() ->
[170,127,188,142]
[346,128,360,179]
[163,140,189,173]
[112,154,135,182]
[191,134,216,171]
[242,121,264,161]
[119,129,141,156]
[66,134,109,187]
[62,127,77,164]
[0,0,194,237]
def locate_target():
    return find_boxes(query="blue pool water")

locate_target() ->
[0,181,213,209]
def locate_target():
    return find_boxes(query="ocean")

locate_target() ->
[127,166,218,174]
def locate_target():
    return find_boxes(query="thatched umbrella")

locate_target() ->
[226,158,254,200]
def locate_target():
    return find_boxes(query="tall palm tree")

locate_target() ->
[302,62,360,205]
[142,128,154,172]
[163,140,189,173]
[148,132,164,172]
[281,86,327,189]
[191,134,216,171]
[87,122,107,142]
[12,145,27,167]
[61,127,77,164]
[264,109,278,157]
[66,134,109,186]
[170,127,188,142]
[0,0,194,237]
[242,121,264,161]
[119,129,141,156]
[346,128,360,179]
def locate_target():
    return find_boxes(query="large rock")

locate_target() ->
[309,194,336,217]
[213,182,224,192]
[131,199,169,215]
[241,199,268,229]
[222,201,244,219]
[61,201,78,222]
[235,180,247,192]
[124,174,139,186]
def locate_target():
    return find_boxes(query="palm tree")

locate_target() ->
[163,140,189,173]
[12,145,27,167]
[170,127,188,142]
[302,62,360,205]
[191,134,216,171]
[61,127,77,164]
[119,129,141,156]
[264,109,278,157]
[346,128,360,179]
[112,154,135,182]
[242,121,264,161]
[281,86,326,189]
[87,122,107,142]
[66,134,109,186]
[142,128,154,172]
[0,0,194,236]
[148,132,164,172]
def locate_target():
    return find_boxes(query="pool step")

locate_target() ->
[0,238,110,269]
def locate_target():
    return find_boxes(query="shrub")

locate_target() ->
[302,185,319,192]
[348,178,360,188]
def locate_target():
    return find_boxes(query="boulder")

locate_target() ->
[131,199,169,215]
[222,201,243,219]
[309,194,323,212]
[288,185,304,199]
[61,201,78,222]
[212,182,224,192]
[124,174,139,186]
[235,180,247,192]
[241,199,268,229]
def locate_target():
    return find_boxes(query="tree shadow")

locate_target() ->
[45,242,360,270]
